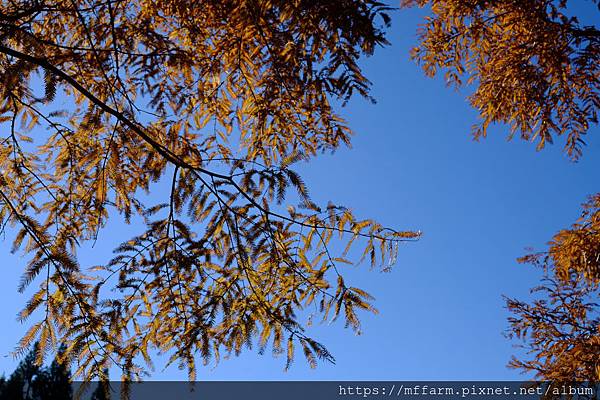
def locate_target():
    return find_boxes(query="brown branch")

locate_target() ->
[0,44,419,244]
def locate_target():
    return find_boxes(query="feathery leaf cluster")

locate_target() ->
[0,0,419,381]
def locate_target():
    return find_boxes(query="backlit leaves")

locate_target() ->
[506,194,600,381]
[403,0,600,160]
[0,0,418,381]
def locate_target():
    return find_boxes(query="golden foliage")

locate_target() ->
[550,195,600,286]
[402,0,600,385]
[0,0,420,381]
[506,195,600,381]
[403,0,599,159]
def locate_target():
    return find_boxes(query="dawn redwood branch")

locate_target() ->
[0,44,419,243]
[0,44,231,180]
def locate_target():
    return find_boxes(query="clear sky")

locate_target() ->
[1,5,598,381]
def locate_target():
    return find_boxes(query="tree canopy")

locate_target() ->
[506,195,600,381]
[403,0,599,160]
[402,0,599,381]
[0,0,419,381]
[2,0,599,384]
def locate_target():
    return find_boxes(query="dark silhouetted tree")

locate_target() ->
[0,344,79,399]
[40,345,73,400]
[0,343,46,400]
[89,370,111,400]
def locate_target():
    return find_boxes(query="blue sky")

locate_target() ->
[1,5,598,381]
